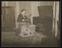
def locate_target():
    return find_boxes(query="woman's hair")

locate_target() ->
[21,9,26,12]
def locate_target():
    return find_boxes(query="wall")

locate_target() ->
[40,1,54,6]
[2,1,16,7]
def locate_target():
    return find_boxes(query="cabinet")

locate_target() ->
[34,6,53,35]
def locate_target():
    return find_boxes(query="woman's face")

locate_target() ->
[22,10,26,15]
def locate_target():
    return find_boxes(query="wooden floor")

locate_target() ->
[1,32,60,47]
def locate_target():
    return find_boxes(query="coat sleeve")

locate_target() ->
[17,14,23,22]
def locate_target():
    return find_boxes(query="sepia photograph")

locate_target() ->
[1,1,60,47]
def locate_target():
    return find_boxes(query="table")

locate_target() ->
[19,23,36,37]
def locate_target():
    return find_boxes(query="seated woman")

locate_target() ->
[17,9,31,37]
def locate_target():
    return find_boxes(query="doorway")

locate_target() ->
[1,6,15,32]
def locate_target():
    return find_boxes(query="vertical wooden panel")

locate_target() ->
[2,6,15,32]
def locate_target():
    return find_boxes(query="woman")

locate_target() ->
[17,9,31,37]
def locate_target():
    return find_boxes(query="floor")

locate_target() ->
[1,31,60,47]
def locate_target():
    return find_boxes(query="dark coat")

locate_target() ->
[17,13,31,24]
